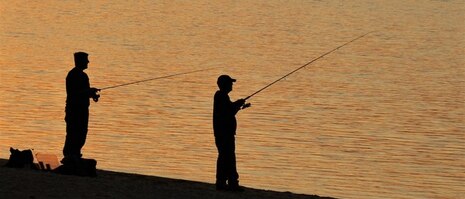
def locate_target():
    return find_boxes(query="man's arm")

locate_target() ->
[231,99,245,115]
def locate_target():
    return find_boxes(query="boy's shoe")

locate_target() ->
[216,183,228,191]
[228,184,245,192]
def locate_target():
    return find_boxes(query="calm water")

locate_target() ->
[1,1,464,198]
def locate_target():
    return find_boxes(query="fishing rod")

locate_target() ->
[99,66,220,91]
[244,31,374,100]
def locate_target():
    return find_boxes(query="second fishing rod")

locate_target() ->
[241,31,374,104]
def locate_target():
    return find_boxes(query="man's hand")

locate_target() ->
[236,99,246,106]
[241,103,251,109]
[236,99,251,110]
[90,87,101,102]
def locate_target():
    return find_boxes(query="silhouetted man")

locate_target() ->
[62,52,100,163]
[213,74,250,191]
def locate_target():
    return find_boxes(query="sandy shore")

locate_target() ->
[0,159,335,199]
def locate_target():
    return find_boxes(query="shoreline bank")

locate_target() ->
[0,159,335,199]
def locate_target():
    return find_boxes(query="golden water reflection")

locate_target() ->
[1,1,464,198]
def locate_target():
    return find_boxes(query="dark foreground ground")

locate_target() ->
[0,159,336,199]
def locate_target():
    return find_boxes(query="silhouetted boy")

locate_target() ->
[62,52,100,163]
[213,74,250,191]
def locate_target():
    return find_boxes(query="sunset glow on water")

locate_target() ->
[1,1,464,198]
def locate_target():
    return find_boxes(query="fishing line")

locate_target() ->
[99,67,220,91]
[244,31,374,100]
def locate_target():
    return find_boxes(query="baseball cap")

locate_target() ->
[217,75,236,86]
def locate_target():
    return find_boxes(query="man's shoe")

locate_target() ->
[60,156,78,165]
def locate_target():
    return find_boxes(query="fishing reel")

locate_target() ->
[241,103,251,109]
[91,88,101,102]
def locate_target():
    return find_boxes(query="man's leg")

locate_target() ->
[63,108,88,161]
[225,137,240,188]
[63,113,79,158]
[75,109,89,157]
[215,137,228,190]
